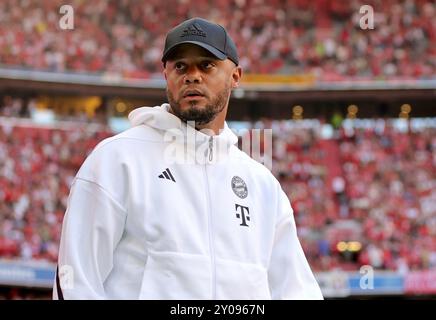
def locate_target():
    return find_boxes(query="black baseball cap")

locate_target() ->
[162,17,239,65]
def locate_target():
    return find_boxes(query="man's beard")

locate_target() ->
[167,86,230,125]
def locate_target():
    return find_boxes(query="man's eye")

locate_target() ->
[175,62,185,70]
[202,61,214,69]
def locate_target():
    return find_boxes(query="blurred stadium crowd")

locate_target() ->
[1,114,435,273]
[271,121,436,272]
[0,121,111,263]
[0,0,435,301]
[0,0,434,79]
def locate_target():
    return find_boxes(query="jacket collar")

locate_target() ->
[128,104,238,164]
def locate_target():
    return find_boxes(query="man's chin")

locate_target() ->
[178,100,207,111]
[171,102,217,125]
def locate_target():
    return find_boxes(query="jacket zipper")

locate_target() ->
[208,136,213,162]
[204,136,216,299]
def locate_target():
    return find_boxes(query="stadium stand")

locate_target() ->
[0,0,434,79]
[1,116,434,275]
[0,0,434,300]
[0,118,111,263]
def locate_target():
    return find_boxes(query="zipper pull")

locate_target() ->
[208,136,213,162]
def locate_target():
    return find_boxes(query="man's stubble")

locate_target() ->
[167,85,230,125]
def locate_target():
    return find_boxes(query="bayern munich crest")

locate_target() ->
[231,176,248,199]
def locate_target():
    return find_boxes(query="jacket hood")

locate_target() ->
[128,103,239,164]
[128,103,181,131]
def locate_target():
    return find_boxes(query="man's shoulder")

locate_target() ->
[76,126,161,179]
[94,125,162,152]
[229,146,279,184]
[77,125,163,170]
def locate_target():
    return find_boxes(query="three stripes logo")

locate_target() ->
[158,168,176,182]
[181,23,206,37]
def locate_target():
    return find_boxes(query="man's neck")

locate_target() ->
[168,106,227,135]
[195,118,225,135]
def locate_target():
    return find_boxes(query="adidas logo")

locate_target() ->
[158,168,176,182]
[181,23,206,37]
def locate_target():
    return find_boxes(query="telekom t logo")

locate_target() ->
[235,204,250,227]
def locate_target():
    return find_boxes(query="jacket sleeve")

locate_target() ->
[267,185,323,299]
[53,177,127,299]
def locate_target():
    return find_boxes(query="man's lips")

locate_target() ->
[182,89,205,98]
[183,95,205,101]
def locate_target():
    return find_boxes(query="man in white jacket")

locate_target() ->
[54,17,323,300]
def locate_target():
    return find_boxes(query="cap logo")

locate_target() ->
[181,23,206,37]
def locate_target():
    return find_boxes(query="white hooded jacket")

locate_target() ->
[53,104,323,300]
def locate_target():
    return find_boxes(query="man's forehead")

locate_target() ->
[166,44,219,61]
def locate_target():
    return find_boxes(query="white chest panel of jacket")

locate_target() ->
[53,104,323,300]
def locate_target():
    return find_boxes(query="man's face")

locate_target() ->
[164,44,241,125]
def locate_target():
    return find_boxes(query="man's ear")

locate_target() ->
[163,66,168,80]
[231,66,242,88]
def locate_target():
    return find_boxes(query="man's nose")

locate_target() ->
[184,66,202,84]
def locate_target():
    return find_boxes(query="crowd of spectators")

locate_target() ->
[270,121,346,271]
[0,0,434,80]
[1,115,434,274]
[0,121,112,262]
[337,125,436,272]
[270,120,436,272]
